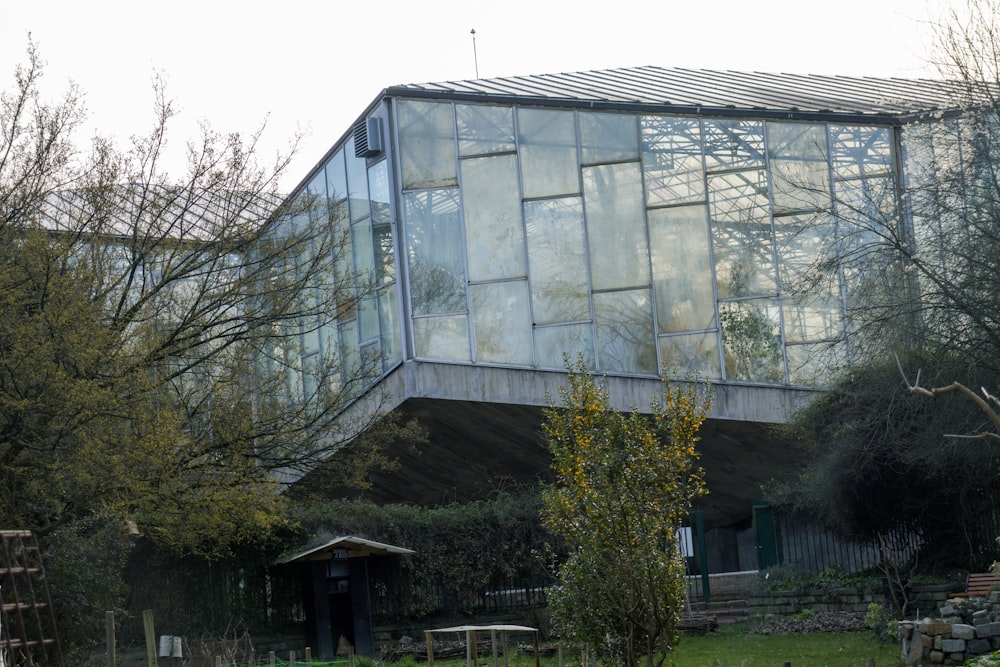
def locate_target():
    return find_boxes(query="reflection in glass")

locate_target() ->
[413,315,471,361]
[659,331,721,379]
[720,300,783,383]
[346,136,371,222]
[583,162,650,290]
[648,205,716,333]
[593,288,656,374]
[518,109,579,198]
[580,112,639,164]
[525,197,590,325]
[457,104,515,156]
[368,160,391,224]
[325,149,349,223]
[307,170,328,224]
[378,286,402,369]
[830,126,892,179]
[461,154,526,281]
[786,340,847,386]
[774,213,839,299]
[708,170,776,297]
[702,119,765,171]
[373,222,395,285]
[470,281,532,364]
[767,122,827,159]
[534,323,595,369]
[397,100,458,190]
[770,159,831,214]
[404,189,466,315]
[340,319,362,399]
[642,116,705,205]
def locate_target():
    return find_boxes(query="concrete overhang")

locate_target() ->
[293,360,818,527]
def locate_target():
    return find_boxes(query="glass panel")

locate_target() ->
[525,197,590,325]
[307,170,328,223]
[771,158,831,214]
[518,108,579,198]
[767,122,828,159]
[320,324,342,393]
[346,136,371,222]
[580,112,639,164]
[373,221,395,285]
[470,281,532,364]
[835,175,897,240]
[830,126,893,179]
[708,170,777,297]
[702,119,765,171]
[774,212,839,299]
[461,154,526,281]
[719,299,784,383]
[786,340,847,387]
[457,104,515,156]
[325,149,349,223]
[378,285,402,368]
[340,318,362,399]
[534,323,595,369]
[404,189,467,315]
[353,218,378,342]
[397,99,458,189]
[648,205,716,332]
[593,288,657,374]
[641,116,705,205]
[368,160,391,224]
[782,294,843,343]
[301,314,321,356]
[659,331,721,379]
[583,162,650,290]
[360,341,381,383]
[413,315,471,361]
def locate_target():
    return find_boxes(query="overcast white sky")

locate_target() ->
[2,0,960,191]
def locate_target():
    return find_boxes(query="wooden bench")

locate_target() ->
[952,572,1000,598]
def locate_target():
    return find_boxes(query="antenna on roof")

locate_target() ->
[470,29,480,79]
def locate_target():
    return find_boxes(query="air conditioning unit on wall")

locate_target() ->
[354,117,383,158]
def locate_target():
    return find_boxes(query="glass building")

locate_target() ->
[276,66,965,565]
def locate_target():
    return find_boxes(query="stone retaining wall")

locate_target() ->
[748,587,879,620]
[900,591,1000,664]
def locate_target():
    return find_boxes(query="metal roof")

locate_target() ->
[387,65,979,123]
[278,535,415,563]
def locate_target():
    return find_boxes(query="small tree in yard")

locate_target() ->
[541,364,709,667]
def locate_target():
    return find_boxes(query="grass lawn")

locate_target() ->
[667,625,902,667]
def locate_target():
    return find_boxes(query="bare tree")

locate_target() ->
[0,42,421,557]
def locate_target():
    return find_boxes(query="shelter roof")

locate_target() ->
[279,536,414,564]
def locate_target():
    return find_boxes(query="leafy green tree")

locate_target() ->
[540,364,709,667]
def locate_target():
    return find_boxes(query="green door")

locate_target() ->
[752,501,782,570]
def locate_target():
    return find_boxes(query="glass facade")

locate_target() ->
[276,96,908,399]
[395,99,901,386]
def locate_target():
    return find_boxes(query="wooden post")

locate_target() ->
[866,660,875,667]
[289,649,296,666]
[105,611,116,667]
[305,647,312,662]
[349,646,355,667]
[269,650,276,666]
[425,631,435,667]
[214,658,221,667]
[142,610,158,667]
[557,644,564,667]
